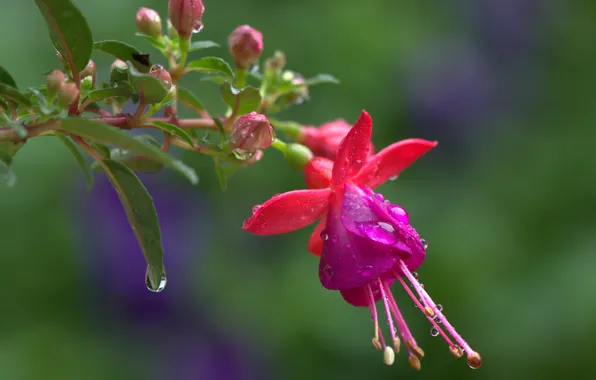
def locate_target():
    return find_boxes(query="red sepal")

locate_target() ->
[331,110,373,187]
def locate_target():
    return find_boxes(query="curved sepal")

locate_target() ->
[331,110,373,186]
[307,214,327,256]
[243,189,331,235]
[304,156,333,189]
[353,139,437,189]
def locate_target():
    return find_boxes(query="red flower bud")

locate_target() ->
[168,0,205,39]
[149,64,173,90]
[230,112,274,151]
[46,70,66,95]
[228,25,263,69]
[57,83,79,107]
[299,119,375,160]
[136,7,162,38]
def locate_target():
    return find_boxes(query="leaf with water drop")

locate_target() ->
[94,40,151,72]
[95,159,166,292]
[220,83,262,115]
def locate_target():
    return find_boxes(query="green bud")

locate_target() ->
[284,143,313,170]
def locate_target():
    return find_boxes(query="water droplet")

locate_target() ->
[322,265,333,277]
[436,318,442,324]
[436,304,443,312]
[430,327,439,337]
[389,175,398,181]
[377,222,395,233]
[320,230,329,240]
[420,284,424,289]
[192,21,204,34]
[233,148,254,161]
[413,272,419,280]
[421,239,428,250]
[145,265,167,293]
[388,205,409,224]
[356,221,398,244]
[252,204,262,214]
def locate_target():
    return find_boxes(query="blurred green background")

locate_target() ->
[1,0,596,379]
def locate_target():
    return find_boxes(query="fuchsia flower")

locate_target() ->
[299,119,375,160]
[243,111,482,370]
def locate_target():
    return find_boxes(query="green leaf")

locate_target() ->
[96,159,166,291]
[90,141,111,158]
[0,65,17,88]
[187,57,234,78]
[0,160,16,187]
[188,41,220,52]
[135,33,167,50]
[177,87,205,112]
[200,75,229,85]
[60,118,198,184]
[94,40,151,72]
[213,159,227,191]
[35,0,93,72]
[53,131,94,190]
[304,73,340,86]
[0,141,24,166]
[0,114,27,138]
[0,84,32,107]
[83,86,133,103]
[220,83,262,115]
[127,62,168,104]
[146,121,194,146]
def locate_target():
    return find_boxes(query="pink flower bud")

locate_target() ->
[57,83,79,107]
[136,7,162,38]
[168,0,205,39]
[230,112,274,151]
[299,119,375,160]
[46,70,66,95]
[111,59,128,72]
[149,64,173,90]
[228,25,263,69]
[80,60,96,85]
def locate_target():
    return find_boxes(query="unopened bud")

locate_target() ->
[57,83,79,107]
[81,76,93,92]
[383,347,395,366]
[168,0,205,39]
[230,112,274,151]
[284,143,313,171]
[136,7,162,38]
[80,60,96,85]
[264,51,286,74]
[149,64,173,90]
[228,25,263,69]
[408,355,421,371]
[111,59,128,72]
[467,351,482,369]
[46,70,66,95]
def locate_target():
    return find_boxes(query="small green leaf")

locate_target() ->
[220,83,262,115]
[127,62,168,104]
[187,57,234,78]
[304,74,340,86]
[90,141,111,158]
[188,41,220,52]
[84,86,134,103]
[200,75,229,85]
[213,159,227,191]
[0,65,17,88]
[53,131,94,190]
[115,154,164,173]
[146,121,194,146]
[94,40,151,72]
[0,84,32,107]
[135,33,167,50]
[35,0,93,72]
[96,159,166,291]
[0,141,24,166]
[177,87,205,112]
[0,160,16,187]
[60,118,198,184]
[0,114,27,138]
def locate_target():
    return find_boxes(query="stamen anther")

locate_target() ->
[408,355,421,371]
[372,337,382,351]
[383,347,395,366]
[406,339,425,358]
[450,345,464,358]
[392,337,401,354]
[467,351,482,369]
[424,306,435,318]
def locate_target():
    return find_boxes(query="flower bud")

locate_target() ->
[230,112,274,152]
[264,51,286,75]
[110,59,128,72]
[80,60,96,86]
[280,71,308,106]
[284,143,313,171]
[168,0,205,39]
[149,64,173,90]
[57,83,79,107]
[299,119,375,160]
[136,7,162,38]
[228,25,263,69]
[46,70,66,95]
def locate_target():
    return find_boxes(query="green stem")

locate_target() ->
[178,38,190,73]
[235,68,247,88]
[271,138,288,153]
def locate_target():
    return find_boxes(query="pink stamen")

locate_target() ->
[377,278,398,342]
[366,284,382,348]
[379,279,417,357]
[396,274,456,347]
[398,260,475,356]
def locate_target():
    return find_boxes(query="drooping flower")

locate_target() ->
[243,111,481,370]
[299,118,375,160]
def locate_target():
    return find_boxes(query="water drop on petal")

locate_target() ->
[421,239,428,250]
[430,327,439,337]
[389,175,398,181]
